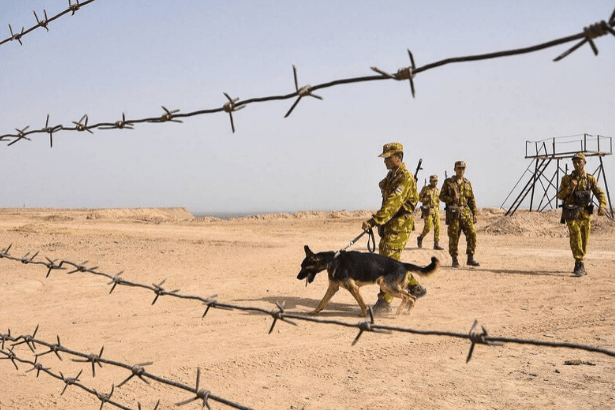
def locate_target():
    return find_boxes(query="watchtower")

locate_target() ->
[502,134,613,219]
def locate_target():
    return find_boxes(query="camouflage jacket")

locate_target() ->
[368,163,418,227]
[419,186,440,210]
[557,171,607,208]
[439,176,477,215]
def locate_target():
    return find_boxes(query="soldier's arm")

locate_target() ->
[439,180,453,204]
[366,180,408,227]
[467,181,478,216]
[590,175,608,211]
[556,175,574,200]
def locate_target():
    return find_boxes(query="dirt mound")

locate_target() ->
[85,207,194,223]
[478,209,614,237]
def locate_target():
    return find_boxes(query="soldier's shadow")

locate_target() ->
[469,268,572,277]
[235,295,370,318]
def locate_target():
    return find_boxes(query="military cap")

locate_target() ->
[378,142,404,158]
[429,174,439,181]
[572,152,586,161]
[454,161,467,168]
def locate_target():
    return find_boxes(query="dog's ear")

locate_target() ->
[304,245,314,256]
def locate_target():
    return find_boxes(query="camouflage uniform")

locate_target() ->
[439,167,478,258]
[418,183,441,243]
[556,161,607,265]
[365,143,419,303]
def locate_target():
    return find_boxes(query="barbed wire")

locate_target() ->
[1,6,614,146]
[2,244,614,362]
[0,327,253,410]
[0,0,96,48]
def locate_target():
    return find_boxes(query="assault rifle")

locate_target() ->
[413,158,423,182]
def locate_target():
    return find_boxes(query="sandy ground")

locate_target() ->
[1,207,614,410]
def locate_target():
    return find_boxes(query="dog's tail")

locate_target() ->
[403,256,439,277]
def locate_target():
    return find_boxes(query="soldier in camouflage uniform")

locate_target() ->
[439,161,480,268]
[417,175,444,250]
[362,142,423,314]
[556,152,607,276]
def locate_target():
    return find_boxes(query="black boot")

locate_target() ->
[573,261,587,277]
[417,236,423,248]
[433,241,444,250]
[371,298,392,315]
[467,254,480,267]
[452,256,460,268]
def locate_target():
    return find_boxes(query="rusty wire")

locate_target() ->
[1,6,614,145]
[0,326,253,410]
[0,0,96,48]
[2,244,615,362]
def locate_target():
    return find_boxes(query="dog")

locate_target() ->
[297,245,439,317]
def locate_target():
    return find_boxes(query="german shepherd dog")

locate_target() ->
[297,245,439,317]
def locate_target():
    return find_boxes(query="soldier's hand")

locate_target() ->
[361,220,371,231]
[570,179,578,188]
[598,207,606,216]
[473,215,478,224]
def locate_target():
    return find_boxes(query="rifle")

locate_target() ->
[413,158,423,182]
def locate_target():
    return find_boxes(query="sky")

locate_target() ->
[1,0,614,215]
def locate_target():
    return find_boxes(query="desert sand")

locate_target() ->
[1,207,614,410]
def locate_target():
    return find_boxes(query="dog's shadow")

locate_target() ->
[234,295,369,318]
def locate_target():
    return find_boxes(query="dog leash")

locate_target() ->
[334,228,376,258]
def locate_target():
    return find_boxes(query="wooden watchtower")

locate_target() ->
[502,134,613,219]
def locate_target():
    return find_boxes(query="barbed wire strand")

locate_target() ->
[0,327,253,409]
[0,0,97,48]
[2,244,614,361]
[1,6,614,145]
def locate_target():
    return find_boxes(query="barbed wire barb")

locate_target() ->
[553,8,615,61]
[11,324,40,353]
[33,9,50,32]
[284,65,323,118]
[268,301,297,334]
[222,92,245,133]
[36,335,64,360]
[8,24,25,46]
[71,345,105,377]
[60,369,83,395]
[176,368,212,410]
[117,361,153,387]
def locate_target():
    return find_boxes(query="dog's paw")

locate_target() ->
[308,310,320,316]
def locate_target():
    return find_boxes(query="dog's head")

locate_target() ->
[297,245,328,284]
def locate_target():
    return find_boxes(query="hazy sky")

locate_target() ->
[1,1,613,215]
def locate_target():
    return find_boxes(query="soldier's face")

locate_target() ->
[430,179,438,188]
[384,154,401,170]
[573,159,585,173]
[455,166,465,177]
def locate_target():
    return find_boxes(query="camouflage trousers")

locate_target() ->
[377,213,419,303]
[566,211,591,261]
[419,210,440,242]
[447,210,477,257]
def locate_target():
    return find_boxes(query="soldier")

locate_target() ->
[417,175,444,250]
[556,152,607,276]
[439,161,480,268]
[362,142,424,314]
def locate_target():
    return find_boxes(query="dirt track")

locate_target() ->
[1,207,614,409]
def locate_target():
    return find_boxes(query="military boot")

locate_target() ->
[371,298,392,315]
[573,261,587,277]
[408,283,427,299]
[433,241,444,250]
[417,236,423,248]
[451,256,460,268]
[467,254,480,267]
